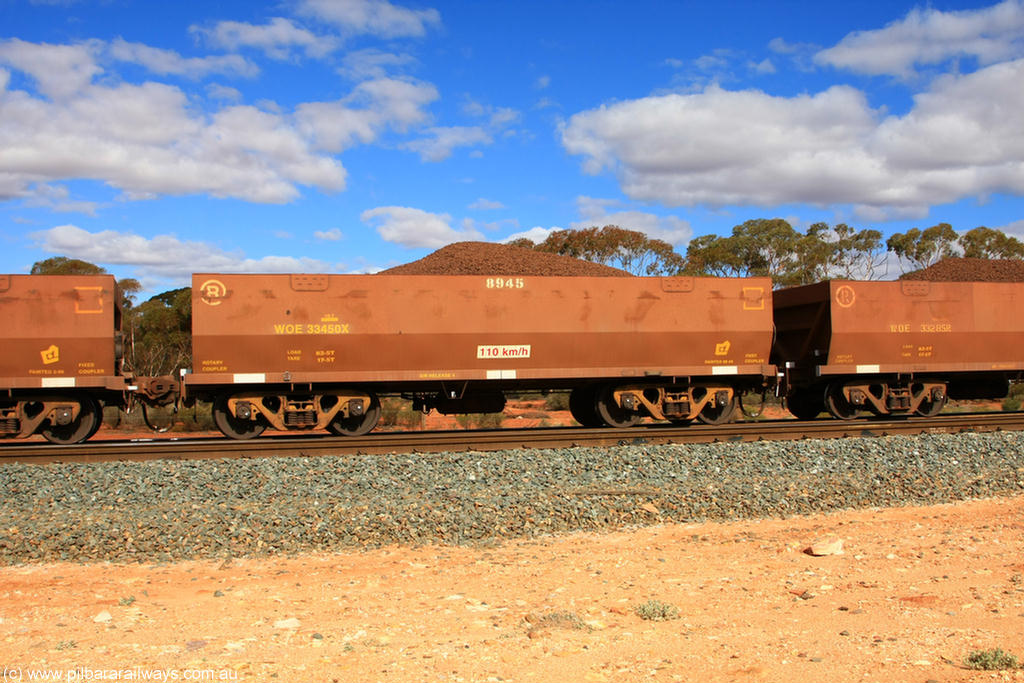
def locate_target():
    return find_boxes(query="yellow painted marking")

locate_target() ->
[741,287,765,311]
[40,344,60,365]
[714,340,731,356]
[74,286,104,314]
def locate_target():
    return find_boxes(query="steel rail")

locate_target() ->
[2,412,1023,465]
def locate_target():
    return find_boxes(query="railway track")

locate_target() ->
[2,412,1024,465]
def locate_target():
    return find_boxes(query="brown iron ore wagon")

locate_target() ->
[0,274,176,443]
[0,274,127,443]
[772,280,1024,420]
[186,273,777,439]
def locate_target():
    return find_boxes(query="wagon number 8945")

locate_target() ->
[486,277,525,289]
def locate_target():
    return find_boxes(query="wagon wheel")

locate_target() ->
[569,386,604,427]
[41,396,101,445]
[786,387,824,420]
[824,385,859,420]
[696,394,738,425]
[914,388,947,417]
[595,386,640,428]
[328,396,381,436]
[213,394,267,440]
[85,402,106,441]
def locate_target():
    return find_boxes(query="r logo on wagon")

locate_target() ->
[199,279,227,306]
[835,285,856,308]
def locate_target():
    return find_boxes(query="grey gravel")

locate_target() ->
[1,431,1023,564]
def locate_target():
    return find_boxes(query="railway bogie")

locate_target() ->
[208,387,379,439]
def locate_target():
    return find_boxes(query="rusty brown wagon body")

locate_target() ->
[0,274,127,442]
[773,280,1024,419]
[186,273,777,438]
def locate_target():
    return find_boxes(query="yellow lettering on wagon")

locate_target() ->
[273,323,350,334]
[77,361,107,375]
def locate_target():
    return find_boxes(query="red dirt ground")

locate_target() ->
[1,496,1022,682]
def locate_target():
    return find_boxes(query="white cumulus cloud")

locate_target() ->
[361,206,484,248]
[815,0,1024,78]
[571,196,692,246]
[0,40,440,204]
[190,17,339,60]
[502,226,559,244]
[32,224,329,286]
[403,126,492,162]
[468,198,505,210]
[297,0,441,38]
[109,38,259,78]
[561,57,1024,216]
[314,227,343,241]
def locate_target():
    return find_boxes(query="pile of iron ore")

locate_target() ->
[902,258,1024,282]
[379,241,631,277]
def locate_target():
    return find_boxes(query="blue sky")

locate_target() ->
[2,0,1023,294]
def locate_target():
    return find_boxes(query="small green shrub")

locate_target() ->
[379,397,424,429]
[633,599,680,622]
[543,391,571,412]
[964,648,1020,670]
[455,412,505,429]
[525,611,589,632]
[176,401,215,431]
[1002,382,1024,411]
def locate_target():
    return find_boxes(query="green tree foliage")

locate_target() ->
[958,226,1024,259]
[126,287,192,377]
[886,223,959,272]
[804,222,887,281]
[30,256,106,275]
[520,225,686,276]
[686,219,888,286]
[686,218,804,285]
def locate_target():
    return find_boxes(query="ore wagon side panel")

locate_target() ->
[0,274,121,390]
[775,279,1024,376]
[188,274,775,388]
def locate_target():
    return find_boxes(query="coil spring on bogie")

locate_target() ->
[284,411,316,427]
[1,418,20,434]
